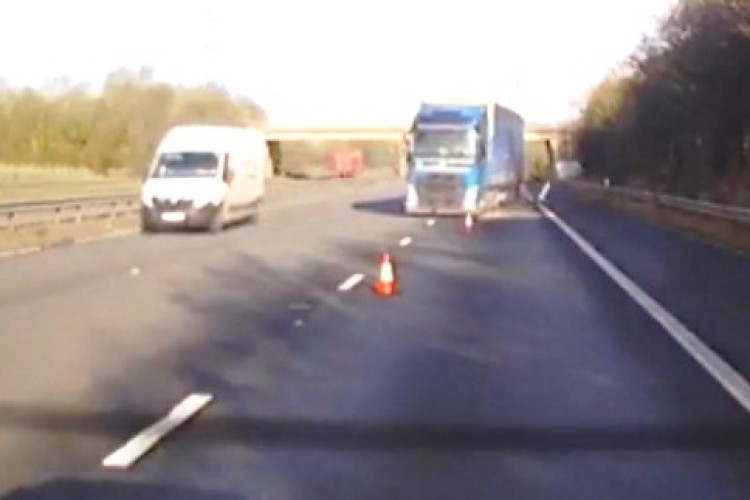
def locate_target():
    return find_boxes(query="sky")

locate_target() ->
[0,0,678,128]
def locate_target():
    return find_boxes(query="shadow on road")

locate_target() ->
[143,216,256,236]
[2,402,750,455]
[3,198,750,499]
[2,219,750,454]
[351,196,409,218]
[1,478,245,500]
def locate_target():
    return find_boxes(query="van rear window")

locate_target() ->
[152,152,219,178]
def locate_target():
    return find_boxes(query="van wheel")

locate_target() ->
[141,211,159,234]
[208,205,226,233]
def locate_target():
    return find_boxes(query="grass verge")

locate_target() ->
[0,164,139,204]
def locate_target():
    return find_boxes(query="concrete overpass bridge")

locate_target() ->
[266,124,573,163]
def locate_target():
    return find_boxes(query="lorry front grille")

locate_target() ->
[416,173,464,208]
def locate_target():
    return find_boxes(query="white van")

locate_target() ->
[140,125,268,233]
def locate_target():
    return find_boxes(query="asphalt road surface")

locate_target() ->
[1,180,749,499]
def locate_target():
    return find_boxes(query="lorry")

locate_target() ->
[140,124,269,233]
[403,102,525,215]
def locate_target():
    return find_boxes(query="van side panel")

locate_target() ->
[224,131,266,218]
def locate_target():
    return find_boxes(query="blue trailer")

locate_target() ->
[403,102,525,215]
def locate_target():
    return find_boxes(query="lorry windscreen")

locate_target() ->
[412,130,475,159]
[152,152,219,178]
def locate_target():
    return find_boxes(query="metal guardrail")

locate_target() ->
[576,182,750,225]
[0,171,396,233]
[0,195,140,231]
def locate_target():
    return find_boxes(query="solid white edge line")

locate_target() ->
[101,393,213,469]
[538,182,551,203]
[337,273,365,292]
[540,204,750,413]
[399,237,412,247]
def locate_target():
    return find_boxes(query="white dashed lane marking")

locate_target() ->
[102,393,213,470]
[337,273,365,292]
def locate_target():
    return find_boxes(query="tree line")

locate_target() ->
[576,0,750,202]
[0,67,266,174]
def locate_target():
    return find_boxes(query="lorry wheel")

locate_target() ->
[208,205,226,233]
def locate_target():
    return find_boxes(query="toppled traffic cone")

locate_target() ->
[373,252,398,297]
[463,213,475,232]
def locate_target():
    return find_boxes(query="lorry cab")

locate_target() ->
[405,124,485,213]
[404,102,524,216]
[404,105,489,215]
[140,125,268,233]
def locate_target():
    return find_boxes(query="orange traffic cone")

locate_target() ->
[463,213,474,232]
[373,252,398,296]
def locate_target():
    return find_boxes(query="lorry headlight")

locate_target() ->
[463,186,479,211]
[405,185,418,208]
